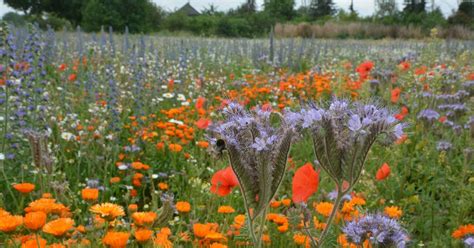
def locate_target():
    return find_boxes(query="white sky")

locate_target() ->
[0,0,459,18]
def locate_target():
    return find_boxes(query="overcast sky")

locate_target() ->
[0,0,459,18]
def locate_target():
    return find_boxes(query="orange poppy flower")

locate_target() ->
[24,211,47,231]
[210,166,239,196]
[42,218,74,236]
[376,163,391,181]
[292,163,319,203]
[90,203,125,221]
[81,188,99,202]
[13,183,35,193]
[0,215,23,232]
[103,231,130,248]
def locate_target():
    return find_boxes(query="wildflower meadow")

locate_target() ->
[0,23,473,248]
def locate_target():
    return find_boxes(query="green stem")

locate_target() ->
[317,184,343,248]
[242,193,258,245]
[255,207,268,248]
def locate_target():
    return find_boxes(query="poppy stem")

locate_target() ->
[317,183,343,248]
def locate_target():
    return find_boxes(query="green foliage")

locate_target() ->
[1,12,26,26]
[264,0,296,21]
[309,0,336,20]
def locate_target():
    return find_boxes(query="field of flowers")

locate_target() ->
[0,23,473,248]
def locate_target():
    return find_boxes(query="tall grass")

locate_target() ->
[275,22,474,40]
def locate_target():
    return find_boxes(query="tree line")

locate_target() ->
[2,0,473,37]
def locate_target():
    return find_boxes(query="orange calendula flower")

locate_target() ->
[175,201,191,213]
[132,212,157,226]
[128,204,138,213]
[217,206,235,214]
[13,183,35,193]
[103,231,130,248]
[281,198,291,207]
[193,223,216,238]
[154,230,173,248]
[24,211,47,231]
[90,203,125,221]
[384,206,403,219]
[158,182,169,190]
[210,243,227,248]
[0,215,23,232]
[293,233,310,247]
[81,188,99,201]
[314,202,334,217]
[134,228,153,243]
[42,218,74,237]
[452,224,474,239]
[168,144,182,152]
[21,236,48,248]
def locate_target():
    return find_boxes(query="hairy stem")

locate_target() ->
[317,184,343,247]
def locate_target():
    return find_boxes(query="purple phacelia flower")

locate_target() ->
[464,236,474,248]
[436,141,452,151]
[417,109,440,122]
[343,214,409,248]
[298,99,404,187]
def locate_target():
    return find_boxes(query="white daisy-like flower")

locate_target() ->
[163,92,175,98]
[0,153,5,160]
[61,132,75,141]
[169,119,184,125]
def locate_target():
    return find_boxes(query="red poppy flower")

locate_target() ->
[376,163,391,181]
[196,118,211,130]
[68,73,77,81]
[292,163,319,203]
[394,106,408,120]
[196,97,206,109]
[356,61,374,80]
[210,166,239,196]
[391,88,401,103]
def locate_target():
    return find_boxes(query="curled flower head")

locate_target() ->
[417,109,440,122]
[343,214,409,248]
[207,102,295,219]
[298,99,404,187]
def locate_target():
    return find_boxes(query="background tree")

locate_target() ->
[309,0,336,20]
[2,12,26,26]
[4,0,44,15]
[264,0,296,21]
[403,0,426,14]
[448,1,474,28]
[376,0,398,17]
